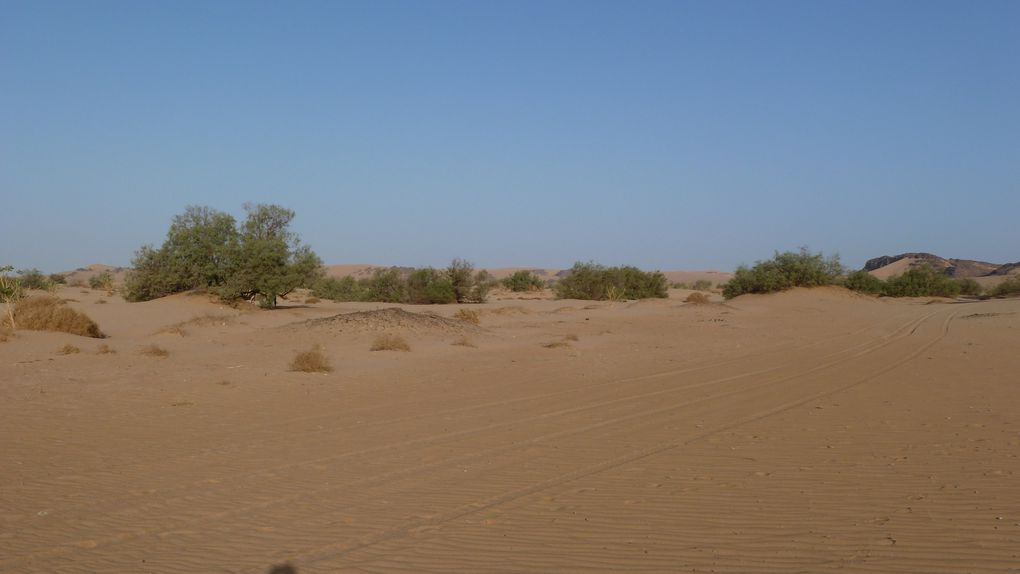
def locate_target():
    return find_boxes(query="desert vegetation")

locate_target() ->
[89,271,114,291]
[290,346,332,372]
[502,270,546,292]
[843,265,984,298]
[685,292,711,304]
[7,296,105,338]
[139,344,170,357]
[673,279,713,291]
[312,259,492,304]
[723,248,844,299]
[990,275,1020,297]
[554,262,668,300]
[125,204,322,308]
[370,333,411,352]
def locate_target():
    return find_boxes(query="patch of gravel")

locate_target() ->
[297,307,484,334]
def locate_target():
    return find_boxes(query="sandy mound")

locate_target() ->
[297,307,482,334]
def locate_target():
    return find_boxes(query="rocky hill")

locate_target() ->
[865,253,1015,278]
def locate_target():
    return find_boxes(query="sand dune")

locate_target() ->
[2,286,1018,573]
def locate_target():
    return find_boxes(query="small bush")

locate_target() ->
[97,344,116,354]
[955,278,983,297]
[692,279,713,291]
[311,276,366,302]
[290,346,332,372]
[502,270,546,292]
[11,296,105,338]
[17,269,52,290]
[371,333,411,352]
[406,267,457,304]
[452,336,476,347]
[555,262,668,301]
[542,340,571,349]
[723,248,843,299]
[139,344,170,357]
[57,344,80,355]
[362,268,407,303]
[685,292,710,304]
[990,275,1020,298]
[883,264,961,298]
[454,309,481,325]
[843,270,886,295]
[563,333,579,342]
[49,273,67,285]
[89,271,114,291]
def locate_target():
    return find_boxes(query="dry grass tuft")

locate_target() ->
[95,299,108,304]
[563,333,580,342]
[452,336,476,348]
[290,346,333,373]
[371,333,411,352]
[542,340,572,349]
[304,297,321,304]
[685,292,711,304]
[156,325,188,337]
[12,296,105,338]
[57,344,80,355]
[454,309,481,325]
[139,344,170,357]
[97,344,116,354]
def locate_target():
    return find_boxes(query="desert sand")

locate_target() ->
[2,284,1019,573]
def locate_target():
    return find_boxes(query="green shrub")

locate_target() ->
[554,262,668,300]
[447,259,475,303]
[89,271,114,291]
[883,264,961,298]
[843,270,886,295]
[502,270,546,292]
[723,248,843,299]
[311,276,366,302]
[990,276,1020,297]
[362,268,407,303]
[955,278,983,297]
[17,269,52,290]
[48,273,67,285]
[406,267,457,304]
[692,279,713,291]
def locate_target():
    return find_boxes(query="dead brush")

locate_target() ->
[371,333,411,352]
[12,296,105,338]
[57,344,80,355]
[139,344,169,357]
[454,309,480,325]
[542,340,571,349]
[451,336,476,348]
[290,345,332,373]
[685,292,711,304]
[96,344,116,354]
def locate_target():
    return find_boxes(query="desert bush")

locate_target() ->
[843,270,886,295]
[49,273,67,285]
[883,264,961,298]
[451,336,476,347]
[563,333,579,342]
[472,270,494,303]
[371,333,411,352]
[692,279,713,291]
[126,204,323,308]
[502,270,546,292]
[17,268,52,290]
[955,278,983,297]
[311,276,366,302]
[89,271,114,291]
[290,345,332,372]
[11,296,105,338]
[1,265,25,328]
[723,248,843,299]
[97,344,116,354]
[542,340,571,349]
[454,309,480,324]
[554,262,668,301]
[362,268,407,303]
[406,267,457,304]
[685,292,710,304]
[139,344,169,357]
[57,344,80,355]
[990,275,1020,297]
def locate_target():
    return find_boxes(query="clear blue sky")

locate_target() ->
[2,0,1018,273]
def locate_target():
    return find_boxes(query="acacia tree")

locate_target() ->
[125,204,322,308]
[216,204,323,308]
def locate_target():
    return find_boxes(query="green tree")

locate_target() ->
[723,248,844,299]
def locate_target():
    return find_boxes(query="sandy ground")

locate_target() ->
[2,285,1019,573]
